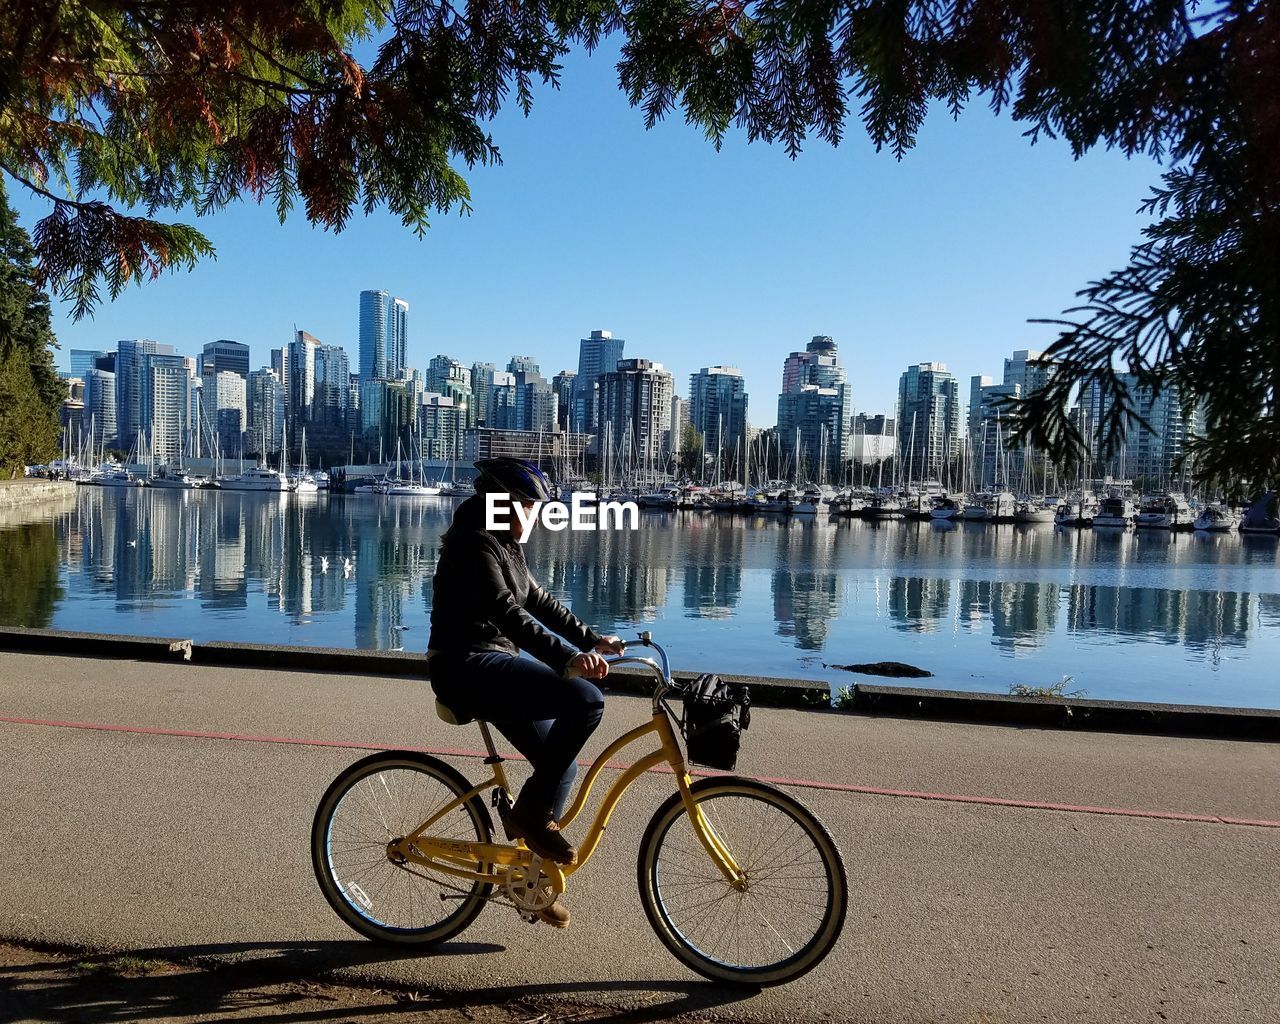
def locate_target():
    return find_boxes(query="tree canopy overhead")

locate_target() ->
[1,2,1275,484]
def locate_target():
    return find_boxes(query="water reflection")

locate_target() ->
[0,489,1277,706]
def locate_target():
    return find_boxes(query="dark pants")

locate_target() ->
[431,650,605,820]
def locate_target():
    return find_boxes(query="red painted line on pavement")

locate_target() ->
[3,713,1278,829]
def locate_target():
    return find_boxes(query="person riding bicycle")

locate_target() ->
[427,458,623,924]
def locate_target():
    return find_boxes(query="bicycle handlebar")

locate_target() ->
[603,631,674,690]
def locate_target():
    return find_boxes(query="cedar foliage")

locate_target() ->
[1,2,1274,484]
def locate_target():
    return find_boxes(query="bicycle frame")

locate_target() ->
[387,639,746,893]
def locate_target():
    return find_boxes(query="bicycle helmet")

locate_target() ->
[473,458,555,503]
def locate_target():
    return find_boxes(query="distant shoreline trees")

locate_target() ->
[0,184,60,476]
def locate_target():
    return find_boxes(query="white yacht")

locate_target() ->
[1134,493,1193,530]
[1013,499,1057,524]
[1094,495,1136,528]
[1055,495,1099,527]
[98,468,145,488]
[220,466,290,492]
[1193,505,1240,532]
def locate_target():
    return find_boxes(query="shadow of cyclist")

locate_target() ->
[0,938,757,1024]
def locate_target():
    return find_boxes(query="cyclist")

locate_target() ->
[427,457,622,925]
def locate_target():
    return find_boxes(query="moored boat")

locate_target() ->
[1094,495,1136,528]
[1193,505,1240,532]
[1134,493,1193,530]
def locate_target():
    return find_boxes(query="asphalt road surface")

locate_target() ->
[1,651,1277,1024]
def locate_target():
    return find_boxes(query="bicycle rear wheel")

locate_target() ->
[638,777,847,986]
[312,751,494,945]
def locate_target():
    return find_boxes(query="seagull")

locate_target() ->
[319,556,329,574]
[342,556,353,578]
[127,540,137,548]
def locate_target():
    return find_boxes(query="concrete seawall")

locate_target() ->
[0,480,76,509]
[1,625,1274,740]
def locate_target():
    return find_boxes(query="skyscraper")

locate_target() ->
[288,330,321,427]
[507,355,539,376]
[1082,375,1204,486]
[141,352,196,464]
[471,362,496,425]
[513,369,555,433]
[201,340,250,379]
[248,369,285,456]
[552,371,576,431]
[83,368,117,448]
[427,356,473,426]
[314,344,351,427]
[420,394,462,460]
[116,339,174,452]
[689,366,749,474]
[488,371,517,430]
[897,363,961,481]
[775,337,851,477]
[204,370,247,457]
[573,329,625,433]
[359,290,408,381]
[70,349,108,380]
[596,359,674,469]
[968,374,1020,487]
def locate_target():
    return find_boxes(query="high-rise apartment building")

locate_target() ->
[427,356,473,426]
[203,369,247,457]
[83,368,117,448]
[513,369,555,433]
[896,362,961,480]
[552,371,576,431]
[141,352,196,464]
[288,330,321,427]
[248,369,285,456]
[488,371,517,430]
[572,329,625,433]
[1082,375,1204,485]
[968,374,1021,487]
[507,355,539,376]
[314,344,351,427]
[689,366,748,473]
[471,362,496,425]
[115,339,174,452]
[596,358,674,468]
[359,290,408,381]
[775,337,851,477]
[419,394,462,460]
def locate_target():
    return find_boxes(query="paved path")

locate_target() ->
[1,651,1276,1024]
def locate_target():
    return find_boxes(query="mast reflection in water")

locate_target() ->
[2,488,1277,709]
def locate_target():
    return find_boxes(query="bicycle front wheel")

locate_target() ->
[638,777,847,986]
[312,751,495,945]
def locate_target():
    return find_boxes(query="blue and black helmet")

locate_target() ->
[474,458,555,503]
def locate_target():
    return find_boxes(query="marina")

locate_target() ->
[2,486,1277,710]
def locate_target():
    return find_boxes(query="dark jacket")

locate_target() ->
[427,495,602,674]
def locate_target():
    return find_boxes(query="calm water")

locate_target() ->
[3,487,1279,708]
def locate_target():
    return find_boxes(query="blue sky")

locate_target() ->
[12,41,1162,424]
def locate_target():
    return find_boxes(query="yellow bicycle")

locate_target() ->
[311,634,847,986]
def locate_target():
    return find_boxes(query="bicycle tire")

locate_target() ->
[637,776,847,986]
[312,750,495,945]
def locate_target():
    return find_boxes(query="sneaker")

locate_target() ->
[501,800,578,865]
[537,888,571,929]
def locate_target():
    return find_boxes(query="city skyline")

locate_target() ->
[12,41,1162,423]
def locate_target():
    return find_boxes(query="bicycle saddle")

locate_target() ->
[435,699,475,726]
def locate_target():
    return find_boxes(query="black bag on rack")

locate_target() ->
[681,674,751,770]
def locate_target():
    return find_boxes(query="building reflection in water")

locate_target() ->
[0,490,1276,705]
